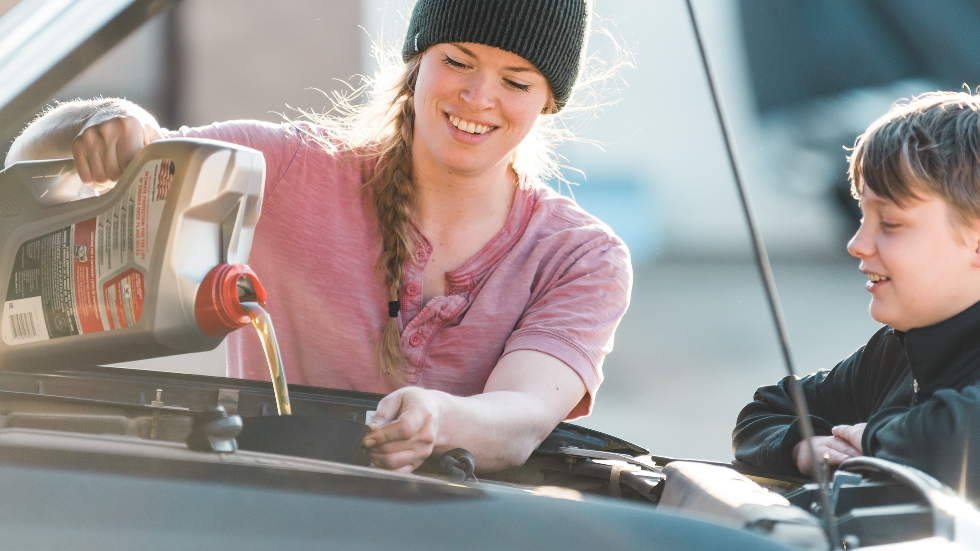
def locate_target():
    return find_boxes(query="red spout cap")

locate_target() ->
[195,263,266,338]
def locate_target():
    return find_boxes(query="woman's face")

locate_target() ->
[412,43,551,178]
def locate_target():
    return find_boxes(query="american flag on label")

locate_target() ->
[156,159,174,201]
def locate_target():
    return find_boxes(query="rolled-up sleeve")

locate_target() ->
[503,237,632,419]
[164,120,305,201]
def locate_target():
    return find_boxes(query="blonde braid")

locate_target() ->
[368,58,421,381]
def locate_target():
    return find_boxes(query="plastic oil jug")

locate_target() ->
[0,138,268,371]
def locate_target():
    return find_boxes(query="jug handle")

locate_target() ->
[5,158,100,206]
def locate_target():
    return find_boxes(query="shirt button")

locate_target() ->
[409,333,423,347]
[406,282,420,296]
[416,250,426,261]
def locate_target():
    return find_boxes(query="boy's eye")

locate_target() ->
[442,55,468,69]
[880,221,900,231]
[504,79,531,92]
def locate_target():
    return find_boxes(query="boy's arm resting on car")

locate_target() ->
[735,321,980,489]
[733,338,873,477]
[866,386,980,493]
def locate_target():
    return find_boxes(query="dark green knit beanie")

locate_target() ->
[402,0,591,112]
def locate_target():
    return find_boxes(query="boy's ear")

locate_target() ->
[970,219,980,268]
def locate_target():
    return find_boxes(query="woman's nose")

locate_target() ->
[846,222,873,259]
[460,74,495,109]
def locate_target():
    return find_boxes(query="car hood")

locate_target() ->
[0,424,792,551]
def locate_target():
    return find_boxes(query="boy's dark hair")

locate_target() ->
[849,91,980,225]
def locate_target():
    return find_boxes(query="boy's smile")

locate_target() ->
[864,271,889,292]
[847,186,980,331]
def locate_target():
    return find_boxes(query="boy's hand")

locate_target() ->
[831,423,866,454]
[793,435,862,477]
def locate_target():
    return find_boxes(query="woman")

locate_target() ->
[5,0,632,473]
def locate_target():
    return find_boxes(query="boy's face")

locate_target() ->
[847,186,980,331]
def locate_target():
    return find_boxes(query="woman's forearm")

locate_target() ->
[433,389,563,472]
[364,350,586,473]
[6,98,158,166]
[436,350,586,472]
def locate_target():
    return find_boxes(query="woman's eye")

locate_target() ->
[880,221,899,231]
[504,79,531,92]
[442,56,467,69]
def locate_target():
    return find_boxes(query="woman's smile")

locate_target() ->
[444,112,497,144]
[446,113,497,135]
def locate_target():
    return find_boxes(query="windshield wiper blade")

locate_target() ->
[0,0,177,139]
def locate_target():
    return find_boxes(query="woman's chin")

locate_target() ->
[438,155,507,177]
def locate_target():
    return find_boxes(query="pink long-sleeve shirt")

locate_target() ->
[168,120,632,418]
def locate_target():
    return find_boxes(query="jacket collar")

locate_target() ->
[895,299,980,394]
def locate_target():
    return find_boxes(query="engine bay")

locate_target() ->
[0,366,968,549]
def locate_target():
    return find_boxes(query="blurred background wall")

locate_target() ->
[4,0,978,461]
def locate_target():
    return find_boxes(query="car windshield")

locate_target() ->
[2,0,978,465]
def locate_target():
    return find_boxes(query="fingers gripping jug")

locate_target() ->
[0,139,268,370]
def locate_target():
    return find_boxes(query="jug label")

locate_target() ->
[2,159,174,345]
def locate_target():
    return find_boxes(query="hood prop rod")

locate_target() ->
[682,1,841,548]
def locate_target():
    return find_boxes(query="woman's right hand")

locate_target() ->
[72,115,162,193]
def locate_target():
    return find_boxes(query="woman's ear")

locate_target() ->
[541,95,557,115]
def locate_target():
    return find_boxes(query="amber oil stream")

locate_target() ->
[241,302,292,415]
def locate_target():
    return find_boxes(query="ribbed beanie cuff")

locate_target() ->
[402,0,591,112]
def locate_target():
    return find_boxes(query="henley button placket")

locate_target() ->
[400,184,532,385]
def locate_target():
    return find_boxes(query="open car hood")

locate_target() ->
[0,0,175,139]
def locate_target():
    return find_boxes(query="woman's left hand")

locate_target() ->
[362,351,586,473]
[363,387,447,473]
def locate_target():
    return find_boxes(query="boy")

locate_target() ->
[733,91,980,496]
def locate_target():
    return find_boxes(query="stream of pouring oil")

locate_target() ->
[241,302,292,415]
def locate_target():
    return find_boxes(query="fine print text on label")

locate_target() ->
[2,159,174,346]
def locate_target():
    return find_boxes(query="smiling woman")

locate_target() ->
[4,0,632,475]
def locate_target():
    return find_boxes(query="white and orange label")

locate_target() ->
[2,159,173,346]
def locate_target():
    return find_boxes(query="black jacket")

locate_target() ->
[733,299,980,495]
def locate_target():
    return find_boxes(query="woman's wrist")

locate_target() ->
[429,389,460,455]
[7,99,160,166]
